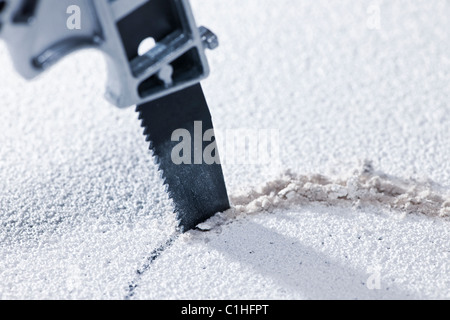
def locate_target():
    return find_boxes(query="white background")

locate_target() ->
[0,0,449,299]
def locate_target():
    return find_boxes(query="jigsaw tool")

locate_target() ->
[0,0,230,232]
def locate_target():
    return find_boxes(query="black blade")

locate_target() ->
[137,84,230,232]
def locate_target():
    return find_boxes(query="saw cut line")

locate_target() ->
[125,232,180,300]
[196,161,450,231]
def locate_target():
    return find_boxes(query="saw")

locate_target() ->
[0,0,230,232]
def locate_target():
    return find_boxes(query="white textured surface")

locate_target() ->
[0,0,449,299]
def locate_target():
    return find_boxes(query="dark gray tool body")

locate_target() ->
[0,0,230,231]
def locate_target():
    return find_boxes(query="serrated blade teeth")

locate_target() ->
[137,84,230,232]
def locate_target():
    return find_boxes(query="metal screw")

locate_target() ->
[199,26,219,50]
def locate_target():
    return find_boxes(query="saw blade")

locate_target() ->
[137,84,230,232]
